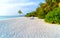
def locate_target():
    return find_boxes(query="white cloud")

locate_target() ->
[0,0,29,4]
[14,2,37,6]
[0,0,10,3]
[0,2,37,16]
[0,2,37,6]
[0,0,38,16]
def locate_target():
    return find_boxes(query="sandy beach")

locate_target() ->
[0,17,60,38]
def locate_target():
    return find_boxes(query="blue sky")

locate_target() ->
[0,0,44,16]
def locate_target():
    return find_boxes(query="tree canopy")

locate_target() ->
[18,10,22,14]
[25,0,60,18]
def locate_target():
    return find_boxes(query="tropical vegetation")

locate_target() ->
[25,0,60,24]
[18,10,22,14]
[45,7,60,24]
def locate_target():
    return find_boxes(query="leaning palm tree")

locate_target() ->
[18,10,22,14]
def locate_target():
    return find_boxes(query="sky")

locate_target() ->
[0,0,45,16]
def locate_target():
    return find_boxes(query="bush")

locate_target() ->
[25,11,37,17]
[37,8,47,19]
[45,7,60,24]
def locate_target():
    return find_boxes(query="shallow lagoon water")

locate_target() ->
[0,15,23,20]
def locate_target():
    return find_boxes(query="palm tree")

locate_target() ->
[18,10,22,14]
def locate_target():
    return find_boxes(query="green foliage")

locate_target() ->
[36,3,51,19]
[25,0,60,24]
[25,0,59,20]
[45,7,60,24]
[45,0,52,4]
[46,0,60,3]
[55,0,60,3]
[25,11,37,17]
[37,8,47,19]
[18,10,22,14]
[36,0,59,19]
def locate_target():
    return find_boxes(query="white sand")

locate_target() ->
[0,17,60,38]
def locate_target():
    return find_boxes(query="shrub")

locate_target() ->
[25,11,37,17]
[37,8,47,19]
[45,7,60,24]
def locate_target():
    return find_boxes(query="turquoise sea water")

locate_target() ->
[0,15,24,20]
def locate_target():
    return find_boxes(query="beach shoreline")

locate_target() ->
[0,17,60,38]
